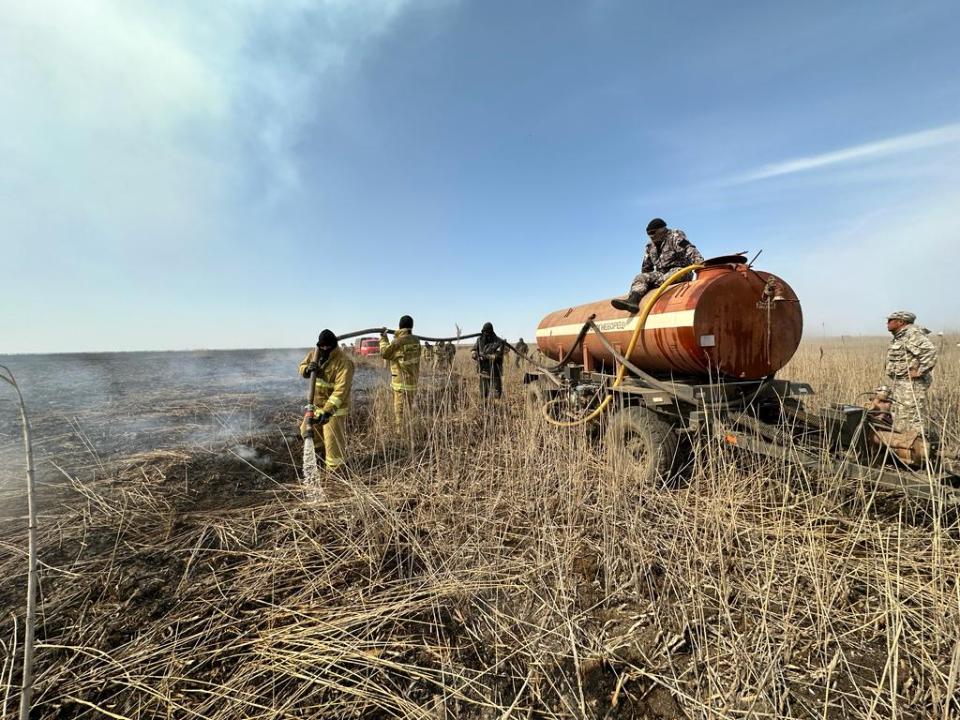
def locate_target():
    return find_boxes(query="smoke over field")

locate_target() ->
[0,340,958,719]
[0,349,381,517]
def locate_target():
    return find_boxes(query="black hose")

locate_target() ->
[502,315,595,375]
[497,309,768,407]
[337,319,582,387]
[498,315,627,380]
[497,315,663,393]
[546,317,594,371]
[334,327,482,343]
[584,320,684,397]
[501,340,564,387]
[415,333,482,342]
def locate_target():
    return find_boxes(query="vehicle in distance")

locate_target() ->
[356,337,380,356]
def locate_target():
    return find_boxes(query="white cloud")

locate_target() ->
[728,123,960,184]
[0,0,418,256]
[0,0,447,352]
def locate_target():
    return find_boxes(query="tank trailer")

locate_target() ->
[525,256,960,510]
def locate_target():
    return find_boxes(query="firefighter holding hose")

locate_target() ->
[472,322,506,399]
[380,315,422,432]
[298,329,354,471]
[612,218,704,313]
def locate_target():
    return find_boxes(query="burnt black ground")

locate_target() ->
[0,349,381,518]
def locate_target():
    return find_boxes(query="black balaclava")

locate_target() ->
[317,329,338,362]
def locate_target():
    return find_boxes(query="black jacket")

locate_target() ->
[472,333,505,368]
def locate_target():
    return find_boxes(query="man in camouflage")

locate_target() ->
[514,337,528,368]
[885,311,937,434]
[612,218,704,313]
[440,341,457,370]
[380,315,422,433]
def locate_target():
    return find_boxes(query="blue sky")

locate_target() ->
[2,0,958,352]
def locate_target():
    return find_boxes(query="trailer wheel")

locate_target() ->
[525,381,557,421]
[525,382,544,417]
[605,406,684,486]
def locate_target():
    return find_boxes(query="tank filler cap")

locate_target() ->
[702,253,748,267]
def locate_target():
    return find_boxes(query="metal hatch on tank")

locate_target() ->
[535,257,803,380]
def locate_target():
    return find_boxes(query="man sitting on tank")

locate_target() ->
[611,218,704,313]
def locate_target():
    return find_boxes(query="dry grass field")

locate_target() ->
[1,338,958,719]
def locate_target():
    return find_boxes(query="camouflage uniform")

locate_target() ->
[885,323,937,433]
[514,338,528,368]
[629,229,704,297]
[445,342,456,368]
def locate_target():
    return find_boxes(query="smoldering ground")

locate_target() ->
[0,349,382,518]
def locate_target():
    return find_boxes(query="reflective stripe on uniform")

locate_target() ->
[327,395,343,408]
[325,456,344,468]
[320,405,350,416]
[391,381,418,392]
[315,379,334,388]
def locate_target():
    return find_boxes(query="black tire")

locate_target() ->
[605,406,687,487]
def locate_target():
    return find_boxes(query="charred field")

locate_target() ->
[1,340,959,719]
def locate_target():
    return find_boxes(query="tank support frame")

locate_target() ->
[524,366,960,511]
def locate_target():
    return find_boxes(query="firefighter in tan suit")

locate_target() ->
[380,315,421,432]
[298,329,354,470]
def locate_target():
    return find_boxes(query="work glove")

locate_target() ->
[317,411,332,426]
[303,361,319,377]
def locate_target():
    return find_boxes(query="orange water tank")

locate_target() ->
[536,262,803,380]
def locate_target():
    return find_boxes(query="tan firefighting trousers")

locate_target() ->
[392,389,416,434]
[300,414,347,470]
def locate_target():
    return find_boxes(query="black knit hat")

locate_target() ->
[317,329,338,349]
[482,322,494,334]
[646,218,667,233]
[398,315,414,330]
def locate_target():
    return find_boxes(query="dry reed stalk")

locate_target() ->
[0,366,38,720]
[0,342,958,718]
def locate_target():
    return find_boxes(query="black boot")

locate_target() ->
[611,291,641,313]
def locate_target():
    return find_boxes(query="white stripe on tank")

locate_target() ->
[535,309,695,338]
